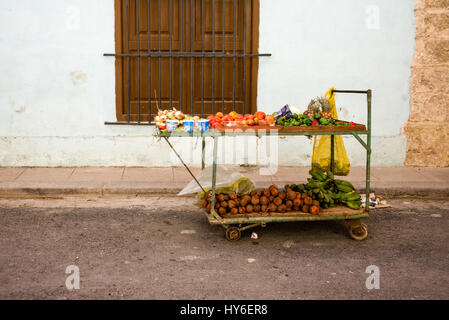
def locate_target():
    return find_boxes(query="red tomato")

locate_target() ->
[244,114,252,120]
[236,114,244,120]
[265,115,274,122]
[258,120,267,126]
[224,115,233,122]
[241,120,248,126]
[255,111,266,120]
[207,115,215,121]
[215,112,224,118]
[254,118,259,125]
[248,119,255,126]
[228,111,238,120]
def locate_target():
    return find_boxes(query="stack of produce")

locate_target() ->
[274,97,355,127]
[154,108,192,129]
[207,111,275,128]
[201,185,321,217]
[286,169,362,210]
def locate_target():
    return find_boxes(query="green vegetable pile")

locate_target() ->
[275,113,352,127]
[286,169,362,210]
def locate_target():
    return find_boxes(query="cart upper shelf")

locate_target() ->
[157,121,367,138]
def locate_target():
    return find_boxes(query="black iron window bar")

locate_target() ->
[104,0,271,126]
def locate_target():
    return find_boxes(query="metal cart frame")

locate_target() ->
[158,89,372,241]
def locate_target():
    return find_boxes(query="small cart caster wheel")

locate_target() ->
[349,223,368,241]
[225,227,241,242]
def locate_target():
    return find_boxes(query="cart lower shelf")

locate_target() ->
[207,206,369,241]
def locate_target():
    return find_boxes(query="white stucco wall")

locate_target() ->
[0,0,416,167]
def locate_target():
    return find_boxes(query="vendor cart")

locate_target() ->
[158,89,372,241]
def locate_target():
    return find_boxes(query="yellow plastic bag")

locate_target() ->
[311,88,350,176]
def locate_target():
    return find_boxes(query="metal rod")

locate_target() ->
[163,136,206,194]
[169,0,173,109]
[105,52,271,57]
[147,0,151,123]
[330,135,335,173]
[126,0,130,122]
[210,136,219,219]
[243,0,247,114]
[201,0,205,117]
[190,0,194,115]
[209,214,370,225]
[222,0,225,114]
[158,0,162,109]
[180,0,183,111]
[202,137,206,169]
[332,90,369,94]
[366,90,372,213]
[136,0,141,123]
[211,0,215,114]
[232,0,236,110]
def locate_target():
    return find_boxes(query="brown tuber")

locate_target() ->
[217,194,226,202]
[254,205,261,213]
[293,206,300,211]
[218,207,227,216]
[293,198,303,207]
[260,196,269,206]
[296,193,302,199]
[240,197,249,207]
[230,208,238,215]
[263,189,271,197]
[246,204,254,213]
[228,200,237,209]
[273,197,283,206]
[268,203,278,212]
[278,204,287,213]
[269,185,279,197]
[279,192,286,200]
[287,190,296,201]
[285,200,293,208]
[304,197,313,205]
[261,205,268,212]
[229,192,237,200]
[238,207,246,215]
[310,206,320,215]
[221,201,228,208]
[302,205,310,213]
[251,195,260,206]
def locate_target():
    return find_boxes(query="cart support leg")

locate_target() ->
[330,134,335,174]
[365,90,372,213]
[202,137,206,169]
[209,136,222,221]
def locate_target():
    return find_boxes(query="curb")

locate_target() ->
[1,186,448,199]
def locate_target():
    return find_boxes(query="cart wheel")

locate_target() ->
[349,223,368,241]
[225,227,241,242]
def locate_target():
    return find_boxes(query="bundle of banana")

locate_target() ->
[286,169,362,210]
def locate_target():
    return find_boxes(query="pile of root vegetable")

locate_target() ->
[202,185,322,217]
[201,169,362,217]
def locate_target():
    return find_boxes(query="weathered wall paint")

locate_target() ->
[0,0,416,167]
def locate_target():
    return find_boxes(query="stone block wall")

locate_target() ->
[404,0,449,167]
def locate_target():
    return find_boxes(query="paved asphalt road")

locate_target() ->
[0,197,448,300]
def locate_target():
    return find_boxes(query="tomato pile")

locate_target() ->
[206,111,275,128]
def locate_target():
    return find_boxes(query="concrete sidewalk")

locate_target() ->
[0,167,448,197]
